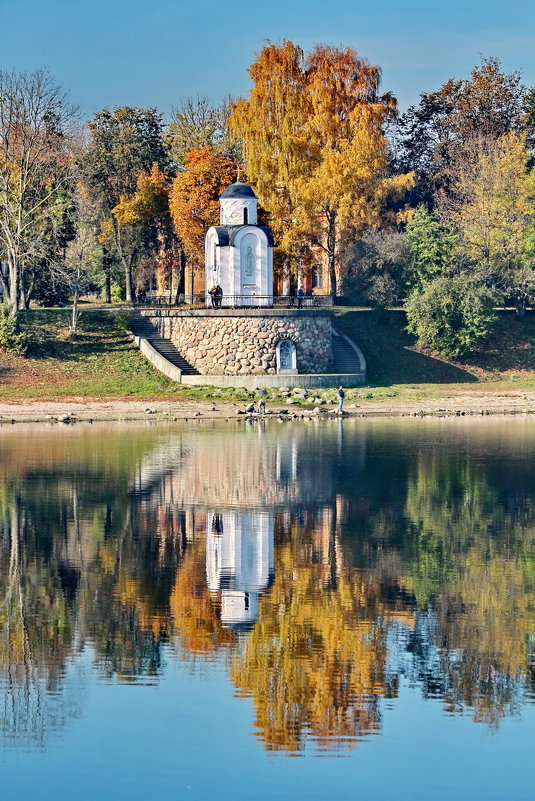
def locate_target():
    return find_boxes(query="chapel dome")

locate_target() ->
[220,181,257,199]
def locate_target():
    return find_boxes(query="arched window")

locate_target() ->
[243,207,248,225]
[312,264,323,289]
[276,339,297,374]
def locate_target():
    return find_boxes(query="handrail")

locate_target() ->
[135,294,333,308]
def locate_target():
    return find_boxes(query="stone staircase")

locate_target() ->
[131,314,199,375]
[331,328,365,374]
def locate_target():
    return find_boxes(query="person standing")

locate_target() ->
[288,285,296,307]
[297,287,304,309]
[337,386,345,413]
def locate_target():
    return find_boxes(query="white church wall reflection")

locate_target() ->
[206,510,274,630]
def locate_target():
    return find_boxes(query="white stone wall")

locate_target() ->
[220,197,257,225]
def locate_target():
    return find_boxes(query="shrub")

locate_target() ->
[405,275,497,358]
[0,305,27,354]
[114,310,132,334]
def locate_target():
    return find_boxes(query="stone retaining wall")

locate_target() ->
[139,309,333,375]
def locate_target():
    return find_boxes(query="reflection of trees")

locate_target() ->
[1,420,535,752]
[0,427,179,740]
[170,537,236,659]
[400,450,535,726]
[230,515,406,753]
[0,492,81,747]
[434,550,535,725]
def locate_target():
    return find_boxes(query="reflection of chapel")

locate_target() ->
[204,182,274,303]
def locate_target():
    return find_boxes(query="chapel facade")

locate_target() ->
[204,181,274,305]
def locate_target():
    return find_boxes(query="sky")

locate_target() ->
[2,0,534,119]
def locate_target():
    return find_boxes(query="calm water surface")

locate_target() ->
[1,417,534,799]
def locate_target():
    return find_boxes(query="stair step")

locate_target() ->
[131,315,200,375]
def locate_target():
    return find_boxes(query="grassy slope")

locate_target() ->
[0,308,533,403]
[0,310,180,400]
[334,308,535,398]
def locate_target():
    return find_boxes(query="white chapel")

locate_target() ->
[204,181,274,305]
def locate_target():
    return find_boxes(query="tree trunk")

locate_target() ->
[326,209,337,299]
[7,263,19,316]
[515,297,526,316]
[124,260,133,303]
[71,291,79,334]
[174,250,186,303]
[21,269,34,310]
[103,248,112,304]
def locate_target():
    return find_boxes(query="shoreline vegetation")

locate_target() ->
[0,308,534,423]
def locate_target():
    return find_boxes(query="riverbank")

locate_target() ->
[1,308,534,423]
[2,388,535,424]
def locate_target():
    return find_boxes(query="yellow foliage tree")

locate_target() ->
[230,41,414,295]
[230,540,407,753]
[112,165,177,295]
[445,131,535,312]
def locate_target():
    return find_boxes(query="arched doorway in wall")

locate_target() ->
[276,339,297,374]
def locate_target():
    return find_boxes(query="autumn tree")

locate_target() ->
[394,58,532,206]
[84,107,169,301]
[230,41,413,296]
[0,69,77,314]
[168,147,236,291]
[112,164,181,297]
[50,183,98,333]
[443,132,535,312]
[166,97,237,168]
[230,41,311,278]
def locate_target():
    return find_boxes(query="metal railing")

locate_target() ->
[135,293,333,309]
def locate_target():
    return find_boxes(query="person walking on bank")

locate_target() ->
[337,386,345,414]
[297,286,304,309]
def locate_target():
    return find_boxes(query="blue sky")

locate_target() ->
[2,0,534,118]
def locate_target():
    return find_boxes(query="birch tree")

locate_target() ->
[230,42,414,296]
[0,69,76,314]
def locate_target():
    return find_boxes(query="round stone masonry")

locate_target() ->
[139,308,333,376]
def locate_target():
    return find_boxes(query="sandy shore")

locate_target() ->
[1,390,535,424]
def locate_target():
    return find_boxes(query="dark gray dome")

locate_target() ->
[220,181,257,199]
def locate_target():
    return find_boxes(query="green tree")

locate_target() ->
[84,107,169,301]
[394,58,532,206]
[405,274,496,358]
[403,205,454,291]
[342,230,405,306]
[166,97,236,168]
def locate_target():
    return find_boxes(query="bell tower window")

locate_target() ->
[243,207,248,225]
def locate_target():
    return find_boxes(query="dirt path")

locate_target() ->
[1,390,535,424]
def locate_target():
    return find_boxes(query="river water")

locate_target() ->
[0,418,534,799]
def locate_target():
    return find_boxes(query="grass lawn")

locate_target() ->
[0,307,533,404]
[334,307,535,400]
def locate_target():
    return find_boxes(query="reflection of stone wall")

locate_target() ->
[140,309,332,375]
[134,427,335,509]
